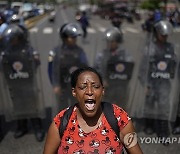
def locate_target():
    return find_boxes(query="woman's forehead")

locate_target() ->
[77,71,99,82]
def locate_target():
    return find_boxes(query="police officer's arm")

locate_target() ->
[43,122,61,154]
[120,120,143,154]
[52,49,61,94]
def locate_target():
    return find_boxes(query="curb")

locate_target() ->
[25,13,48,29]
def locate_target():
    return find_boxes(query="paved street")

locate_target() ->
[1,4,180,154]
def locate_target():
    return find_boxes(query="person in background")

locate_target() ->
[77,11,89,39]
[141,11,154,33]
[110,11,124,33]
[43,66,143,154]
[154,9,162,23]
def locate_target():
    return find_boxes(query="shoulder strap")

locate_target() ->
[102,102,120,139]
[59,103,77,138]
[59,102,120,139]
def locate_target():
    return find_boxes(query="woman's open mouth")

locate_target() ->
[85,99,96,111]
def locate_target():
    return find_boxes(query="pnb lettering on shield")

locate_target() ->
[151,72,170,79]
[9,71,29,79]
[109,73,128,80]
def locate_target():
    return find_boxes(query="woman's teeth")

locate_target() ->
[85,100,95,111]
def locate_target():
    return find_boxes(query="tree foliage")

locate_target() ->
[140,0,161,10]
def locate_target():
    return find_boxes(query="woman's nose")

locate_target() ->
[86,86,93,95]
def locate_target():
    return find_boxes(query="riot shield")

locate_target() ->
[59,54,85,88]
[106,60,134,81]
[95,48,136,112]
[130,34,180,122]
[51,49,87,111]
[1,51,45,121]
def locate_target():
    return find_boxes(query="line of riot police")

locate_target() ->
[1,15,180,148]
[93,19,180,147]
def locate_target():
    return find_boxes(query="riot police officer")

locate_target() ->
[94,27,134,111]
[0,24,45,142]
[136,20,179,145]
[48,23,88,112]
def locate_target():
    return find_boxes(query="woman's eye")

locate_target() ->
[93,85,100,88]
[79,85,87,90]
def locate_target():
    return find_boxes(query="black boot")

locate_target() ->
[144,118,155,135]
[172,117,180,135]
[0,116,4,142]
[155,120,170,146]
[31,118,45,142]
[14,119,28,139]
[0,126,3,142]
[0,131,3,142]
[172,126,180,135]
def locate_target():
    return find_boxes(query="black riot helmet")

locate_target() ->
[2,24,28,47]
[59,23,82,40]
[154,20,173,36]
[104,27,123,43]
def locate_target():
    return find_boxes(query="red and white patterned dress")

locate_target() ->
[54,104,130,154]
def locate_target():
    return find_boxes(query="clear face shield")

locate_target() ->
[106,40,119,51]
[66,36,77,46]
[10,36,21,46]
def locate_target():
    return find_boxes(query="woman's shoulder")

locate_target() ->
[112,104,131,129]
[112,104,129,116]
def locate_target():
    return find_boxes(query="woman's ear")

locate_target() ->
[102,86,105,96]
[72,88,76,97]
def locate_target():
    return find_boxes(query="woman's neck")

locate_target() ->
[76,107,103,133]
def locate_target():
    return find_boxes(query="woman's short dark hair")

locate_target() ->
[70,67,103,88]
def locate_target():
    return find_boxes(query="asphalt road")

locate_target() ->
[1,4,180,154]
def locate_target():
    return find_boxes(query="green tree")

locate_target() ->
[140,0,161,10]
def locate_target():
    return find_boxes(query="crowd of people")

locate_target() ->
[0,4,180,153]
